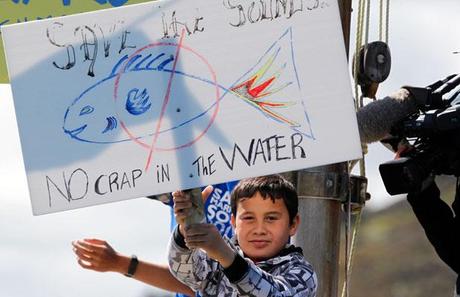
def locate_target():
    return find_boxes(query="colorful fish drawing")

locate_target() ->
[63,27,315,151]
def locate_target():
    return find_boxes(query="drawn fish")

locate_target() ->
[63,27,314,149]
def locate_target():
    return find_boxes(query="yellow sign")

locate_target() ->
[0,0,153,83]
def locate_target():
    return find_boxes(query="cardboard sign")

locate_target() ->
[2,0,362,215]
[0,0,154,83]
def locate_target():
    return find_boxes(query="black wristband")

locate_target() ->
[124,255,138,277]
[223,254,249,283]
[173,225,188,249]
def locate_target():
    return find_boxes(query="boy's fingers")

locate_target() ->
[84,238,106,246]
[185,242,205,249]
[73,241,104,258]
[185,234,209,243]
[173,200,192,211]
[185,230,209,238]
[184,242,199,249]
[72,241,95,253]
[185,223,214,235]
[74,248,93,262]
[185,236,208,245]
[174,210,189,225]
[172,194,190,202]
[77,259,93,270]
[172,190,185,198]
[174,206,190,217]
[201,185,214,203]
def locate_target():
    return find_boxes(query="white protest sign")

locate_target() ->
[2,0,361,215]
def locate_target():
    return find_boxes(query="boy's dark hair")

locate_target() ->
[231,174,298,225]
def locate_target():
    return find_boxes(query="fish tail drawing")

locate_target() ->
[230,50,299,127]
[229,27,314,139]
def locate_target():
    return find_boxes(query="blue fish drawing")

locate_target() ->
[63,27,315,149]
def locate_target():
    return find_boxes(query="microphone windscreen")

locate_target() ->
[357,88,418,144]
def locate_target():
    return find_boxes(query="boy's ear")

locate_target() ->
[230,214,236,228]
[289,214,300,236]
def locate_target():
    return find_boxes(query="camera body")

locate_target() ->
[379,75,460,195]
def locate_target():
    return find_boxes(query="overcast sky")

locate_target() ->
[1,1,460,296]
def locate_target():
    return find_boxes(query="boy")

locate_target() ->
[169,174,317,296]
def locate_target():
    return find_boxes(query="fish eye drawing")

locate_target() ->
[63,27,315,160]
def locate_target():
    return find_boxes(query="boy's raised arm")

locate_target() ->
[167,224,216,292]
[72,238,194,296]
[168,187,217,292]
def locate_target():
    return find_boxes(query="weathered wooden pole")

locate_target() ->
[289,2,353,297]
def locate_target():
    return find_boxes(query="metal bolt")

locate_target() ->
[377,54,386,64]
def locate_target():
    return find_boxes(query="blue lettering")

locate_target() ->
[11,0,30,4]
[94,0,129,7]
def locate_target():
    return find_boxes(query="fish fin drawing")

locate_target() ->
[102,116,118,134]
[125,88,152,115]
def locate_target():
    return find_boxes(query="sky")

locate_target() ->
[0,85,173,295]
[1,1,460,296]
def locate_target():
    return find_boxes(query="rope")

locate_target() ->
[353,0,365,110]
[343,205,351,297]
[379,0,391,43]
[386,0,390,44]
[379,0,383,41]
[359,0,371,178]
[364,0,370,48]
[341,209,363,297]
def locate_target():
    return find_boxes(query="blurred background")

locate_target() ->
[1,0,460,296]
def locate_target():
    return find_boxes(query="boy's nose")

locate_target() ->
[253,221,268,234]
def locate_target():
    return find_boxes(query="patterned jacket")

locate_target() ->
[168,227,317,297]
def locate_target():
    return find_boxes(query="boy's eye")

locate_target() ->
[241,216,254,221]
[266,216,279,221]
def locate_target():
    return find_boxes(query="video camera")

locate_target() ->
[379,74,460,195]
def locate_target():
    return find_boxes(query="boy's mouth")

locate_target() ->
[249,240,270,248]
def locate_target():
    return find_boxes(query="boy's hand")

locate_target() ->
[72,238,125,273]
[184,223,236,268]
[172,186,213,237]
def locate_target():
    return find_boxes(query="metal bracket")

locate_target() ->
[345,175,370,213]
[296,170,349,202]
[296,171,370,208]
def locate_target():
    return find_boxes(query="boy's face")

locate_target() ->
[231,192,299,262]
